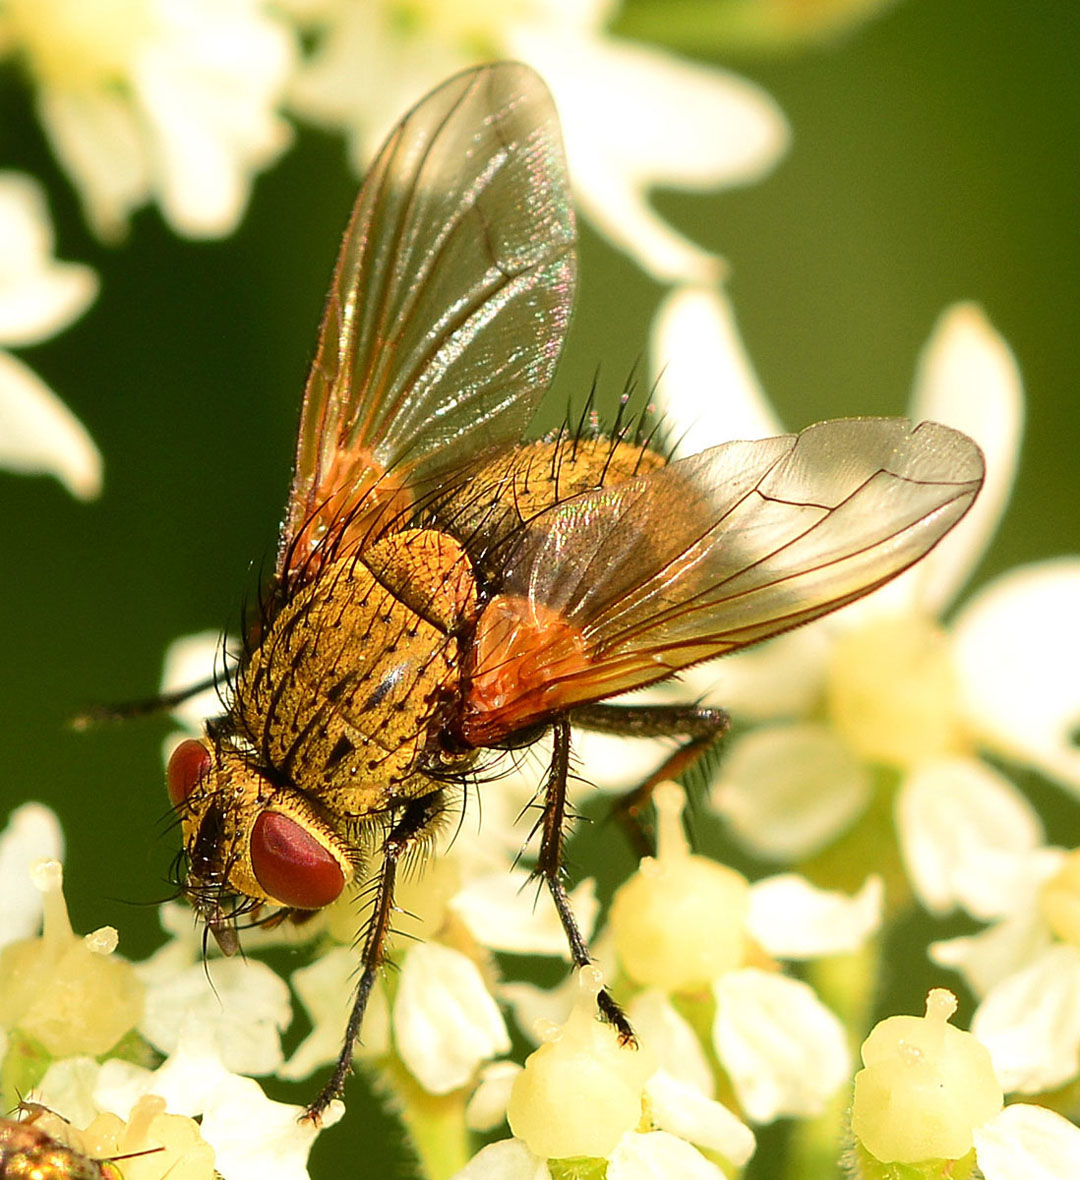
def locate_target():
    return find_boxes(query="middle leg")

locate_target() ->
[536,715,635,1043]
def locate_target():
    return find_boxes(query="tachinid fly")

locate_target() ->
[160,62,985,1120]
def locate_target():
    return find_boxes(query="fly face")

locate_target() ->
[167,737,352,946]
[156,61,985,1121]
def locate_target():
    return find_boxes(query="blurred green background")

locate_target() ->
[2,0,1078,1173]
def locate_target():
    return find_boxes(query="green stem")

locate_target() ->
[787,942,879,1180]
[377,1058,472,1180]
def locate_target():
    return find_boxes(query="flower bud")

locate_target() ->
[851,989,1002,1163]
[507,967,654,1159]
[0,859,144,1057]
[609,783,749,991]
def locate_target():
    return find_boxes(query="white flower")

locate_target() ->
[504,791,866,1128]
[1,0,296,240]
[931,839,1080,1095]
[850,989,1080,1178]
[0,173,101,498]
[136,950,293,1076]
[602,785,863,1125]
[0,802,64,950]
[654,290,1079,890]
[32,1030,340,1180]
[393,941,511,1094]
[712,968,850,1122]
[281,0,788,283]
[452,967,754,1178]
[973,1103,1080,1180]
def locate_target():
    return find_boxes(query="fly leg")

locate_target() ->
[70,674,223,728]
[571,702,729,854]
[304,790,445,1124]
[538,716,635,1044]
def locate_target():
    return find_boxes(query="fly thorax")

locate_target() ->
[232,558,465,814]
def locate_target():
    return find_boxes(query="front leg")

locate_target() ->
[537,716,635,1045]
[304,790,446,1123]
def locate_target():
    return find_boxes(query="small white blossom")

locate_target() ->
[281,945,389,1080]
[0,173,101,498]
[713,968,849,1122]
[605,783,860,1123]
[393,941,511,1094]
[282,0,788,283]
[449,868,598,957]
[973,1102,1080,1180]
[747,873,883,959]
[455,968,754,1177]
[34,1034,339,1180]
[653,291,1078,898]
[926,801,1080,1094]
[137,949,292,1075]
[0,801,64,950]
[2,0,297,239]
[851,989,1080,1177]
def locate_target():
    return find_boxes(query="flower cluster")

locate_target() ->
[3,4,1078,1179]
[0,805,339,1180]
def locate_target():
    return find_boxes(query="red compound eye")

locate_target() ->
[250,812,345,909]
[167,739,211,807]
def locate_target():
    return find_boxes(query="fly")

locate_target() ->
[158,62,985,1122]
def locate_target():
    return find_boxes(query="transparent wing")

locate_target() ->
[279,62,576,584]
[463,419,985,741]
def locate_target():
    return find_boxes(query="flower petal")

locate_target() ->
[393,942,510,1094]
[973,1102,1080,1180]
[952,559,1080,793]
[907,304,1024,613]
[133,10,295,239]
[931,900,1057,999]
[650,285,784,452]
[608,1130,726,1179]
[972,945,1080,1093]
[627,990,714,1098]
[94,1025,232,1119]
[682,625,831,723]
[450,1138,550,1180]
[465,1061,522,1132]
[0,172,98,345]
[712,968,850,1121]
[513,33,788,282]
[450,869,597,957]
[280,945,389,1080]
[710,722,871,859]
[160,629,231,734]
[32,1056,103,1127]
[38,87,148,242]
[138,956,291,1075]
[0,350,102,498]
[0,802,64,949]
[199,1072,341,1180]
[748,874,882,958]
[645,1071,756,1166]
[896,758,1045,917]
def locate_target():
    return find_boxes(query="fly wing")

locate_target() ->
[463,419,984,741]
[278,62,575,585]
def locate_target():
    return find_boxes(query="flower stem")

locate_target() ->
[787,943,878,1180]
[378,1058,472,1180]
